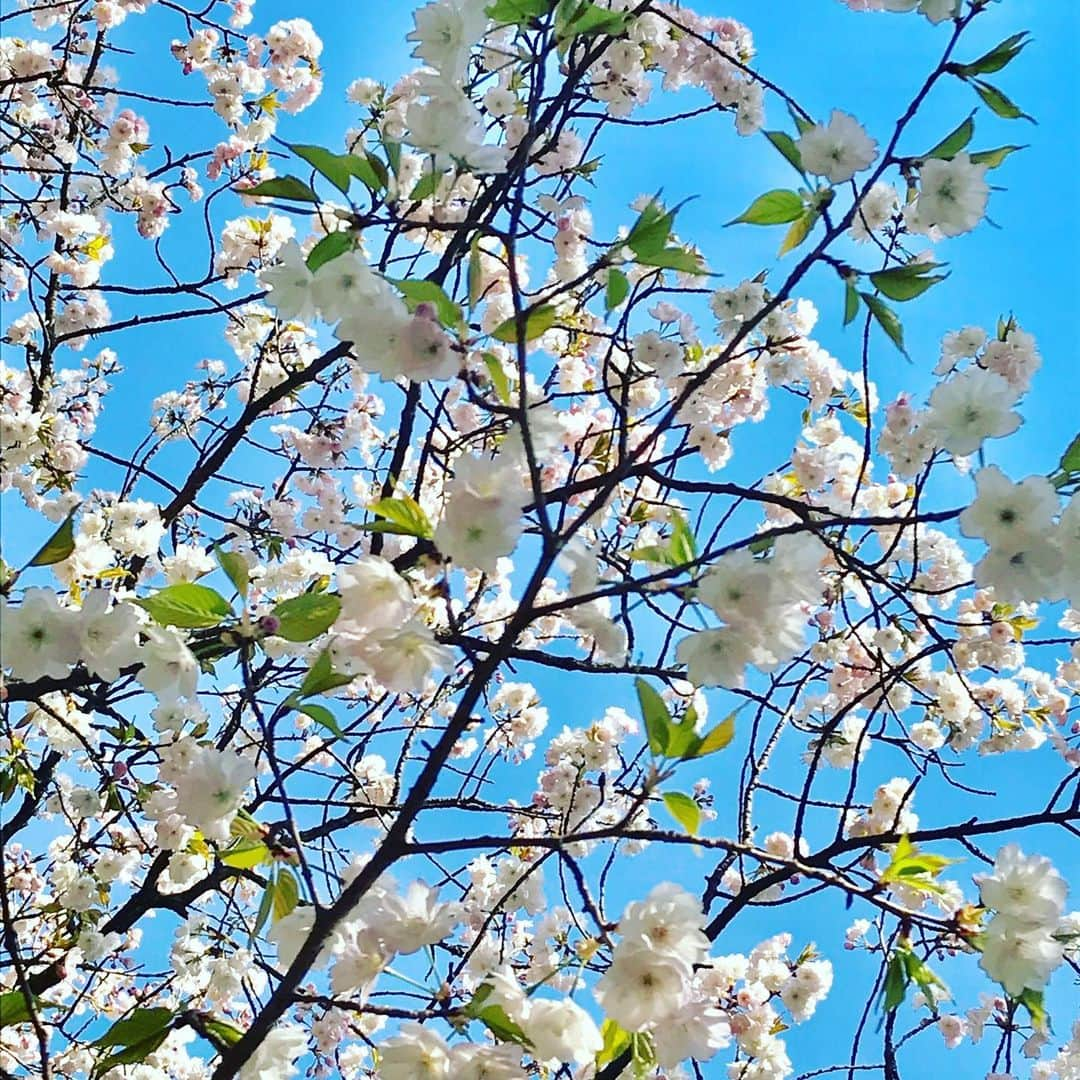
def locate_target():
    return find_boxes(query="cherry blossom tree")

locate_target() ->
[1,1,1078,1079]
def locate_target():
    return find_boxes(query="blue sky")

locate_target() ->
[4,1,1078,1076]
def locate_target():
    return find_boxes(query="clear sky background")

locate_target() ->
[4,1,1079,1076]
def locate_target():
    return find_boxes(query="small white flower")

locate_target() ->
[797,110,878,183]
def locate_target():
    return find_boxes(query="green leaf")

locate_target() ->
[477,1004,531,1045]
[669,512,697,566]
[596,1017,633,1068]
[902,950,949,1004]
[299,650,354,698]
[27,509,77,567]
[393,278,464,331]
[764,130,804,174]
[93,1029,172,1078]
[292,144,356,195]
[859,292,908,359]
[271,593,341,642]
[215,548,249,598]
[869,261,948,302]
[408,171,441,202]
[968,144,1026,169]
[729,189,804,226]
[662,791,700,836]
[365,494,434,539]
[253,878,275,939]
[483,352,512,405]
[790,108,814,135]
[202,1018,246,1048]
[635,677,671,756]
[491,303,558,344]
[628,545,675,566]
[605,267,630,312]
[694,712,736,756]
[243,176,319,202]
[136,583,233,629]
[624,198,675,258]
[220,840,271,870]
[778,209,819,256]
[468,234,484,310]
[346,152,388,193]
[1058,432,1080,474]
[637,245,706,275]
[923,114,975,160]
[1017,988,1047,1032]
[556,0,629,44]
[882,952,908,1012]
[95,1008,174,1049]
[953,31,1031,77]
[487,0,552,25]
[843,280,861,326]
[306,231,353,273]
[463,985,532,1046]
[299,703,343,739]
[880,835,959,895]
[272,868,300,921]
[972,79,1035,123]
[0,990,51,1027]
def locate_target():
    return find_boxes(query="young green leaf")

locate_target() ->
[971,79,1035,123]
[729,189,804,227]
[669,512,697,566]
[556,0,629,45]
[1017,987,1047,1032]
[486,0,552,25]
[843,280,861,326]
[0,990,53,1027]
[953,31,1031,78]
[201,1017,246,1049]
[272,867,300,921]
[346,152,387,192]
[923,114,975,160]
[596,1018,633,1068]
[27,509,77,567]
[881,951,909,1012]
[662,791,701,835]
[299,703,343,738]
[859,292,908,359]
[483,352,512,405]
[869,262,948,302]
[243,176,319,203]
[635,677,671,756]
[623,199,675,258]
[605,267,630,312]
[409,171,440,201]
[270,593,341,642]
[365,494,434,539]
[219,839,271,870]
[136,583,233,629]
[468,234,484,310]
[636,245,706,275]
[491,304,558,344]
[299,650,355,698]
[306,231,353,272]
[215,548,250,598]
[94,1008,174,1049]
[393,278,464,331]
[694,712,736,757]
[778,209,819,256]
[968,144,1026,169]
[764,130,804,174]
[291,144,356,195]
[1058,432,1080,474]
